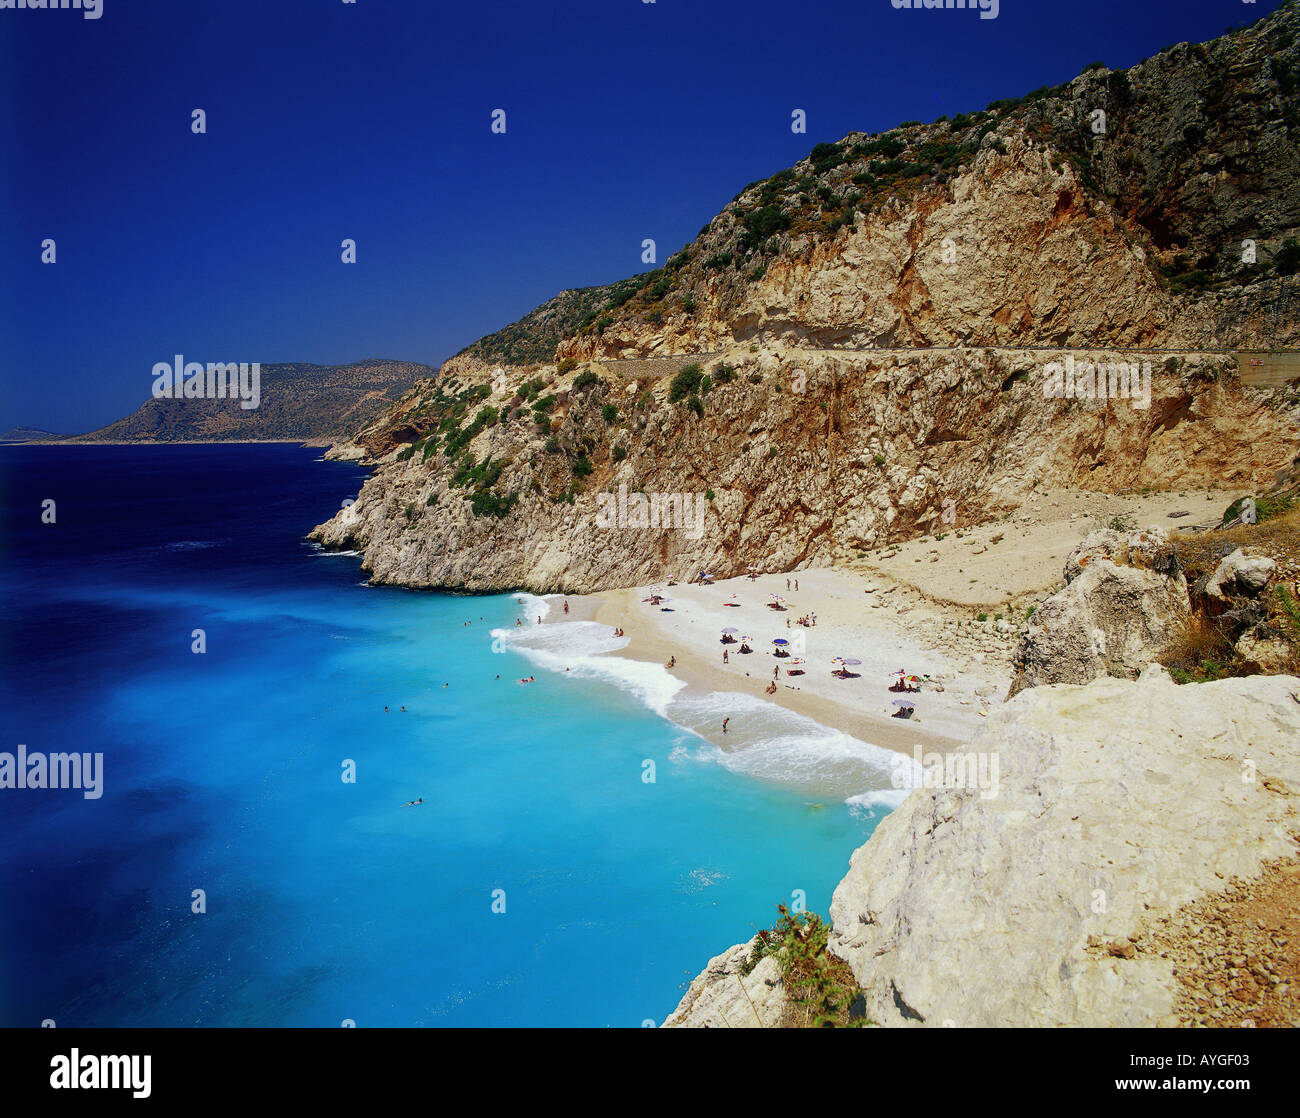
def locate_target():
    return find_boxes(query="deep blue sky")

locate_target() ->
[0,0,1284,433]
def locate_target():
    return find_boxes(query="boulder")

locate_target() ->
[1008,527,1189,697]
[1206,548,1277,601]
[1235,628,1294,674]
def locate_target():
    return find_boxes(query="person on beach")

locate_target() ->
[773,666,780,679]
[537,616,542,625]
[722,718,729,734]
[786,578,790,590]
[794,579,799,592]
[563,601,569,614]
[666,655,676,669]
[722,649,729,664]
[765,681,777,695]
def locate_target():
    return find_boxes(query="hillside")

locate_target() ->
[0,426,62,443]
[453,279,645,367]
[311,3,1300,593]
[75,359,432,443]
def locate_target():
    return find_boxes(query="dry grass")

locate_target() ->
[1161,616,1242,683]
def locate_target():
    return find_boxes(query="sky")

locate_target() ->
[0,0,1286,434]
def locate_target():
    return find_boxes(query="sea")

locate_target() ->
[0,444,899,1027]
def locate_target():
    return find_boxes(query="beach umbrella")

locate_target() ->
[907,674,921,682]
[721,627,739,634]
[772,638,790,646]
[840,657,863,666]
[892,699,916,709]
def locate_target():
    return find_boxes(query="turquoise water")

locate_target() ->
[0,445,888,1027]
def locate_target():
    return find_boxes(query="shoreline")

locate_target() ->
[528,565,1012,782]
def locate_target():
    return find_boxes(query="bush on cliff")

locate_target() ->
[669,363,704,402]
[743,905,869,1028]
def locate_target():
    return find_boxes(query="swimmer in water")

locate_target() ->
[402,797,423,807]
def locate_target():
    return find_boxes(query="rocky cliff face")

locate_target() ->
[310,6,1300,593]
[666,667,1300,1028]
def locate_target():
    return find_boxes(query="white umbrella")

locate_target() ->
[721,627,739,634]
[892,698,917,709]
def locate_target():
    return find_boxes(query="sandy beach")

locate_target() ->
[509,487,1238,800]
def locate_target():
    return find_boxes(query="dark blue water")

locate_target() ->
[0,444,881,1027]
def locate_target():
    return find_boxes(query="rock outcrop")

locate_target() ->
[1007,526,1190,696]
[666,669,1300,1027]
[661,939,784,1029]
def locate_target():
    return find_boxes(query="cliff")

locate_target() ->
[665,666,1300,1028]
[309,6,1300,591]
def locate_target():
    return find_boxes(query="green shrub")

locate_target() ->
[686,394,704,417]
[557,357,579,376]
[705,489,715,501]
[873,453,886,467]
[809,141,844,172]
[544,436,561,454]
[572,455,594,478]
[712,363,736,384]
[705,252,733,270]
[669,363,705,402]
[469,489,517,519]
[425,492,438,506]
[612,444,627,462]
[741,204,791,242]
[601,403,618,424]
[395,445,415,461]
[572,369,598,390]
[742,905,867,1028]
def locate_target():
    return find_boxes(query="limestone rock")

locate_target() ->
[1206,548,1278,600]
[1235,628,1295,674]
[1007,527,1190,696]
[662,938,785,1028]
[668,670,1300,1027]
